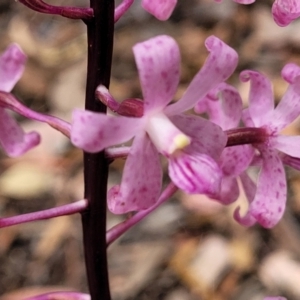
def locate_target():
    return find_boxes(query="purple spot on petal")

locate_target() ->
[139,186,148,193]
[113,125,121,130]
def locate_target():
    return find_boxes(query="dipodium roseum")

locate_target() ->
[272,0,300,26]
[233,64,300,228]
[141,0,177,20]
[263,297,287,300]
[0,44,40,157]
[215,0,300,26]
[71,35,238,214]
[195,83,254,205]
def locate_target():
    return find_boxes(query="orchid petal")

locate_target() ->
[280,153,300,171]
[220,145,254,177]
[272,0,300,26]
[166,36,238,115]
[263,297,286,300]
[108,132,162,214]
[195,83,243,129]
[193,94,213,114]
[234,172,257,227]
[270,135,300,157]
[0,108,40,157]
[71,109,144,152]
[168,151,222,197]
[240,171,257,204]
[0,44,26,92]
[281,63,300,84]
[213,83,243,129]
[241,108,255,127]
[133,35,180,114]
[141,0,177,20]
[215,0,254,2]
[234,207,257,227]
[170,114,227,160]
[194,88,226,127]
[249,148,286,228]
[218,177,239,205]
[240,70,274,127]
[234,0,255,3]
[269,65,300,132]
[0,92,71,137]
[250,152,263,167]
[146,112,191,156]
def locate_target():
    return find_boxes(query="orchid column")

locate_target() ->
[82,0,114,299]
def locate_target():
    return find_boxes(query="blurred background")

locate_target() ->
[1,0,300,299]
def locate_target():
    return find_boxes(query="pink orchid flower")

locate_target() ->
[272,0,300,26]
[233,64,300,228]
[141,0,177,20]
[195,83,254,205]
[215,0,300,26]
[71,35,238,214]
[0,44,40,157]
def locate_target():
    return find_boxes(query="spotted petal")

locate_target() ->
[240,70,274,128]
[268,64,300,132]
[241,108,255,127]
[168,115,224,196]
[281,63,300,83]
[0,45,39,157]
[71,109,145,152]
[168,150,222,197]
[166,36,238,115]
[218,177,239,205]
[270,135,300,157]
[0,108,40,157]
[272,0,300,26]
[195,82,243,130]
[264,297,287,300]
[245,147,286,228]
[170,114,227,160]
[220,145,254,177]
[141,0,177,20]
[0,44,26,92]
[133,35,180,114]
[108,132,162,214]
[280,153,300,171]
[234,172,257,227]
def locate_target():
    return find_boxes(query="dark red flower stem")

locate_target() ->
[81,0,114,299]
[226,127,268,147]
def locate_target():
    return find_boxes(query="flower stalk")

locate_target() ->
[81,0,114,299]
[0,200,88,228]
[226,127,268,146]
[106,183,178,246]
[18,0,93,20]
